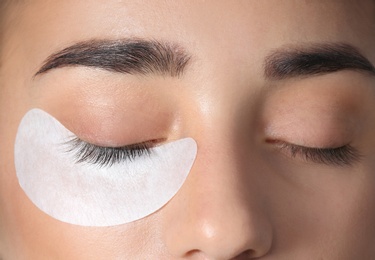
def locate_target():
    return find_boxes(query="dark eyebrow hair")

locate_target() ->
[35,39,191,77]
[264,43,375,80]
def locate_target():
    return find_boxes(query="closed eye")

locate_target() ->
[270,141,361,167]
[64,137,158,167]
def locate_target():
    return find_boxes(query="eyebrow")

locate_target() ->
[35,39,191,77]
[264,43,375,80]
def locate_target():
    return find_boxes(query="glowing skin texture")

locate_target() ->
[15,109,197,227]
[1,1,375,259]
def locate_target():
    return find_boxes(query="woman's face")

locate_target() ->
[1,0,375,259]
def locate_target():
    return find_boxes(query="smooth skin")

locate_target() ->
[1,1,375,259]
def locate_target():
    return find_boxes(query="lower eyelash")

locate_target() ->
[65,138,152,167]
[278,142,361,167]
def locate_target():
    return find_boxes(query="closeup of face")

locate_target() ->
[1,0,375,259]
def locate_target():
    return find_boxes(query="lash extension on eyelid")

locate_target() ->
[276,142,361,167]
[65,137,154,167]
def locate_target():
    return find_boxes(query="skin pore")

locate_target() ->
[1,0,375,259]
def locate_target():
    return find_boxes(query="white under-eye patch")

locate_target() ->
[15,109,197,227]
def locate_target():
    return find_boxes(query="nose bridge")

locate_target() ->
[197,137,272,253]
[165,128,273,259]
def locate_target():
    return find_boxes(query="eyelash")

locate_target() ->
[276,141,361,167]
[65,137,360,168]
[65,138,155,167]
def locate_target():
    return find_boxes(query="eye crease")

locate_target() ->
[269,140,362,167]
[65,137,158,167]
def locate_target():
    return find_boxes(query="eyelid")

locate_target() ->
[268,140,361,167]
[64,137,160,167]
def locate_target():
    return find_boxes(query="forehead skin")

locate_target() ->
[0,1,374,88]
[1,0,375,259]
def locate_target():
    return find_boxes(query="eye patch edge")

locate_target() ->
[14,109,197,227]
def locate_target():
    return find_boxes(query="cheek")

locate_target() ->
[318,178,375,257]
[316,180,374,230]
[260,145,375,256]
